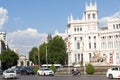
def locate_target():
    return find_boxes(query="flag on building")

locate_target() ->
[68,38,70,51]
[82,41,84,51]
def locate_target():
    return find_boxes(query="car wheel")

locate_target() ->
[109,74,113,79]
[44,73,46,76]
[38,73,40,76]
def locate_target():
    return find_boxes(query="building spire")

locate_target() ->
[90,0,92,6]
[86,1,88,8]
[82,12,85,20]
[70,13,73,20]
[68,13,73,22]
[94,0,97,8]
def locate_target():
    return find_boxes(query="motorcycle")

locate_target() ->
[71,69,81,76]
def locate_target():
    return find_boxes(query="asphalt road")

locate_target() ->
[0,74,119,80]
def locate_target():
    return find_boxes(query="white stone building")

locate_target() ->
[55,1,120,66]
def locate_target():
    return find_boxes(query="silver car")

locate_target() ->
[3,70,17,79]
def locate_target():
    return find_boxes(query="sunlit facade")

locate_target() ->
[55,2,120,66]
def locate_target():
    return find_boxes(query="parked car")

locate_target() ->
[37,68,54,76]
[10,66,22,74]
[106,67,120,79]
[20,66,34,75]
[0,69,3,75]
[3,70,17,79]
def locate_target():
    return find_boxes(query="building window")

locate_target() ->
[75,54,77,63]
[80,37,82,41]
[93,14,95,19]
[77,28,79,31]
[81,54,83,64]
[108,41,113,48]
[94,43,96,48]
[102,36,105,39]
[77,42,80,49]
[109,36,111,39]
[101,42,106,49]
[116,24,118,29]
[89,53,92,60]
[89,36,91,40]
[116,35,118,38]
[113,24,115,29]
[88,14,90,19]
[89,43,91,49]
[74,28,76,32]
[78,54,80,62]
[94,36,96,40]
[80,28,82,31]
[114,41,118,48]
[74,37,76,41]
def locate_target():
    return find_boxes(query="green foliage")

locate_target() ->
[86,64,95,74]
[0,49,19,70]
[47,36,67,65]
[29,35,67,66]
[29,47,38,64]
[39,43,47,64]
[50,64,56,73]
[34,67,39,74]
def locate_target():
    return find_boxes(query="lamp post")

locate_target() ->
[46,46,48,68]
[38,47,40,69]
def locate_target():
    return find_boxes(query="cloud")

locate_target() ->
[7,28,47,55]
[99,11,120,28]
[0,7,8,29]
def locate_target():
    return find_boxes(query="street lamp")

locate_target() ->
[38,47,40,69]
[46,46,48,68]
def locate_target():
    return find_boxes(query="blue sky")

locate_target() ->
[0,0,119,55]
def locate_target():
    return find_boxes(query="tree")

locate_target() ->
[29,35,67,66]
[47,35,67,65]
[0,49,19,70]
[39,42,47,64]
[29,47,38,64]
[29,43,47,66]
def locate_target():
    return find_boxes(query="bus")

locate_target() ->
[41,64,62,69]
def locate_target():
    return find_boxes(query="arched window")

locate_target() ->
[93,13,95,19]
[88,14,90,19]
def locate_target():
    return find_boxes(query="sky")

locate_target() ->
[0,0,119,55]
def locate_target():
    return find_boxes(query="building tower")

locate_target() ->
[85,1,98,32]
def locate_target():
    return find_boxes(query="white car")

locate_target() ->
[37,68,54,76]
[106,67,120,79]
[3,70,17,79]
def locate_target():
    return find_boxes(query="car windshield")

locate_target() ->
[6,70,15,73]
[39,68,50,71]
[44,68,50,70]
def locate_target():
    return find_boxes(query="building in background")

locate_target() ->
[0,32,7,68]
[17,55,33,66]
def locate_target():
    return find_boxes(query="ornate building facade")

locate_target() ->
[55,1,120,66]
